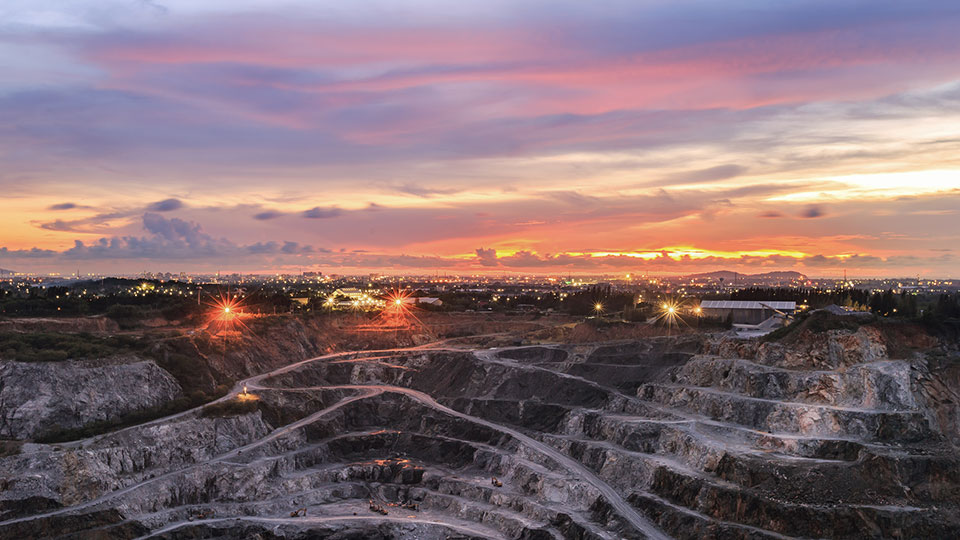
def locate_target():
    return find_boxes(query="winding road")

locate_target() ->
[1,339,671,540]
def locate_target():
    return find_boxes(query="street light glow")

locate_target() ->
[205,291,248,333]
[656,299,684,331]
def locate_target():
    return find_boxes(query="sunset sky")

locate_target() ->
[1,1,959,276]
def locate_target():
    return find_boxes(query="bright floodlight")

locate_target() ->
[395,299,403,306]
[667,306,676,314]
[594,302,603,311]
[224,307,231,313]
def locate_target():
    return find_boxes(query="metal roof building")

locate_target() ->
[700,301,796,311]
[699,300,796,324]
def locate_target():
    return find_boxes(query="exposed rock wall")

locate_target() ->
[912,353,960,445]
[1,320,958,539]
[673,355,917,410]
[0,358,182,440]
[711,325,890,369]
[0,412,272,515]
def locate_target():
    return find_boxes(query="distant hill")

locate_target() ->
[682,270,806,282]
[0,268,15,275]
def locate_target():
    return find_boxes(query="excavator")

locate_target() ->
[188,509,215,521]
[368,499,389,515]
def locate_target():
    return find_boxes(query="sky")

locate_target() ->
[1,1,959,277]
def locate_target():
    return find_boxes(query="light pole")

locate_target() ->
[222,306,230,362]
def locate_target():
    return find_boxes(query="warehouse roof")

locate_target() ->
[700,300,796,310]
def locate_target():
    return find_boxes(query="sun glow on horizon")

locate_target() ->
[465,246,815,262]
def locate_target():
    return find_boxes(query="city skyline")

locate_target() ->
[2,1,959,276]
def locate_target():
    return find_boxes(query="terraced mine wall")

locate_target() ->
[1,316,958,539]
[0,358,182,440]
[0,315,427,442]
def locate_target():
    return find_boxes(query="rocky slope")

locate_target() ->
[0,315,957,539]
[0,358,182,440]
[0,314,414,443]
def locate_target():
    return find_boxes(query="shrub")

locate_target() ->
[0,332,146,362]
[105,304,144,329]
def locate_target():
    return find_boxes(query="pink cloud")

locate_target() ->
[83,16,960,123]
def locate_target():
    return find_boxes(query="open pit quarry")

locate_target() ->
[1,318,959,539]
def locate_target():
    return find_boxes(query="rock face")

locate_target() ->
[0,358,182,439]
[0,327,958,539]
[0,411,273,514]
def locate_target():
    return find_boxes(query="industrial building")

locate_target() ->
[331,288,366,300]
[699,300,796,325]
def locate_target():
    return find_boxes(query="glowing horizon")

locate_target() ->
[1,1,959,277]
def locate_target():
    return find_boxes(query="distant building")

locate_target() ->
[331,288,365,300]
[327,288,381,309]
[700,300,796,325]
